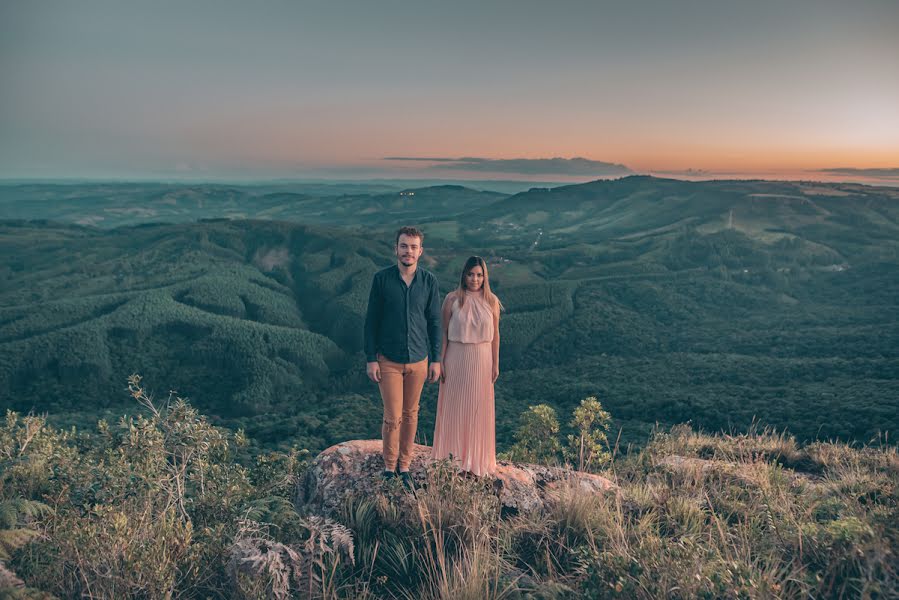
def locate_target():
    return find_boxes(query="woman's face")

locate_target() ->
[465,265,485,291]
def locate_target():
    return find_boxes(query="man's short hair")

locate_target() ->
[395,226,424,246]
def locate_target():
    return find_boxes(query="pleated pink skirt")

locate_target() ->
[431,340,496,476]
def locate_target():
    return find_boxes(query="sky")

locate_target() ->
[1,0,898,182]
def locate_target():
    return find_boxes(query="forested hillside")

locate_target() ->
[1,176,897,451]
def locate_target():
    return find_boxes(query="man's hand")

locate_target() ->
[428,362,441,383]
[366,361,381,384]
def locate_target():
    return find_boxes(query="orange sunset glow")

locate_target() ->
[1,1,897,183]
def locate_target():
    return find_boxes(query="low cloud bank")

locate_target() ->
[817,168,899,179]
[385,156,633,176]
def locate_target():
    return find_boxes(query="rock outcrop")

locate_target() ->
[297,439,617,516]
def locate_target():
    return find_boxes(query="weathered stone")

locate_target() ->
[297,439,617,516]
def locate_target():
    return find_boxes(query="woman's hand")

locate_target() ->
[492,363,499,383]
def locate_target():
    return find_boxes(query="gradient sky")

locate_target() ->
[1,0,898,180]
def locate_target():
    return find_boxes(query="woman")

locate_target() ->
[431,256,503,476]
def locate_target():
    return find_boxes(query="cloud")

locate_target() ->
[651,168,712,176]
[384,156,633,176]
[817,168,899,178]
[384,157,459,162]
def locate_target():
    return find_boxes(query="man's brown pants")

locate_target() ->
[377,354,428,471]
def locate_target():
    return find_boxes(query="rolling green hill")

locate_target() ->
[0,182,507,229]
[1,176,897,451]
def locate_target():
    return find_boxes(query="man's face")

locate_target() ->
[396,234,423,267]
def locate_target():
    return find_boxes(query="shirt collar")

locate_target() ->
[393,263,421,283]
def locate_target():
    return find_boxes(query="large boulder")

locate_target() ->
[297,439,617,516]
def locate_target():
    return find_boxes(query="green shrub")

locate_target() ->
[503,405,562,465]
[564,396,612,473]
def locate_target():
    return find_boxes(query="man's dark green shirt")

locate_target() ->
[364,264,442,364]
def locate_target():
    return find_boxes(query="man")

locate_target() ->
[364,226,441,488]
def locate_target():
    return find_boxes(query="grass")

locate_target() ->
[2,391,897,598]
[317,425,898,598]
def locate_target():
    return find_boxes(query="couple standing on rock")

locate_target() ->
[363,226,503,488]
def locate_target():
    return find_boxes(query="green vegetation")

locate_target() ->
[0,183,505,230]
[503,404,562,464]
[501,397,613,473]
[1,176,897,453]
[2,384,896,598]
[565,397,613,473]
[0,377,309,598]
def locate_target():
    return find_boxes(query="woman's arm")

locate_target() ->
[491,303,500,383]
[439,292,455,382]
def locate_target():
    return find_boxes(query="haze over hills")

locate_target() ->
[1,176,897,451]
[0,180,526,228]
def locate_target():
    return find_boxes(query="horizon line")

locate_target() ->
[1,172,898,189]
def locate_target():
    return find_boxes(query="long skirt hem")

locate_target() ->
[431,340,496,477]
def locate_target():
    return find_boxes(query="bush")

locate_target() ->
[564,396,612,473]
[503,405,562,465]
[3,376,310,599]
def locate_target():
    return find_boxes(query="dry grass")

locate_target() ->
[333,426,898,598]
[3,401,897,599]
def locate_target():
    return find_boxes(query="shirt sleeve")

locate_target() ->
[363,273,381,362]
[426,274,442,362]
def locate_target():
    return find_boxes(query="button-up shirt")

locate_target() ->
[363,264,442,364]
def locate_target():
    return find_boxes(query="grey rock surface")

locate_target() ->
[297,439,618,516]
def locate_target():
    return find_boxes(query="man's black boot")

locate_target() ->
[399,471,416,493]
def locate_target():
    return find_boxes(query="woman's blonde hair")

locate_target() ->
[455,256,504,316]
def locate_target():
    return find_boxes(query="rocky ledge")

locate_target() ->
[296,439,617,516]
